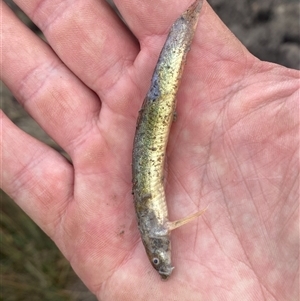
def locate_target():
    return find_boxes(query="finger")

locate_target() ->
[116,0,256,86]
[1,3,101,157]
[0,110,73,239]
[14,0,139,98]
[116,0,202,37]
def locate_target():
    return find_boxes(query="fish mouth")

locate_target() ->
[159,266,175,280]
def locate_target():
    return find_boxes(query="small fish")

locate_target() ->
[132,0,205,280]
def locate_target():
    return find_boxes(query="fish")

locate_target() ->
[132,0,205,280]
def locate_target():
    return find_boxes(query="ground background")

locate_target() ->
[1,0,299,300]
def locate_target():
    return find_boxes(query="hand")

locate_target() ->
[1,1,298,300]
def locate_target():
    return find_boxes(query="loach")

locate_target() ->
[132,0,205,280]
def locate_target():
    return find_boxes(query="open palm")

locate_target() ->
[2,1,298,300]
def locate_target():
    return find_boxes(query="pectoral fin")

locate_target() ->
[166,206,208,232]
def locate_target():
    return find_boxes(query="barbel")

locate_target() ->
[132,0,205,280]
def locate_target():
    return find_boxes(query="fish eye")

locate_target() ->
[152,258,160,265]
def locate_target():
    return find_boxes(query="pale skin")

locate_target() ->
[1,0,299,300]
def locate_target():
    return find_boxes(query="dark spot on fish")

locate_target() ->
[142,193,152,201]
[147,72,160,102]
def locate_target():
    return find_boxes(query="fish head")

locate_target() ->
[145,235,174,280]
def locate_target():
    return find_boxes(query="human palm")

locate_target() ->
[1,1,298,300]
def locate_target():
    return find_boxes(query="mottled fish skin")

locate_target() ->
[132,0,203,280]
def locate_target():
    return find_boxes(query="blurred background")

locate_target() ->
[1,0,299,300]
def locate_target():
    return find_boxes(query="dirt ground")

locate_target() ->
[1,0,299,300]
[210,0,299,69]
